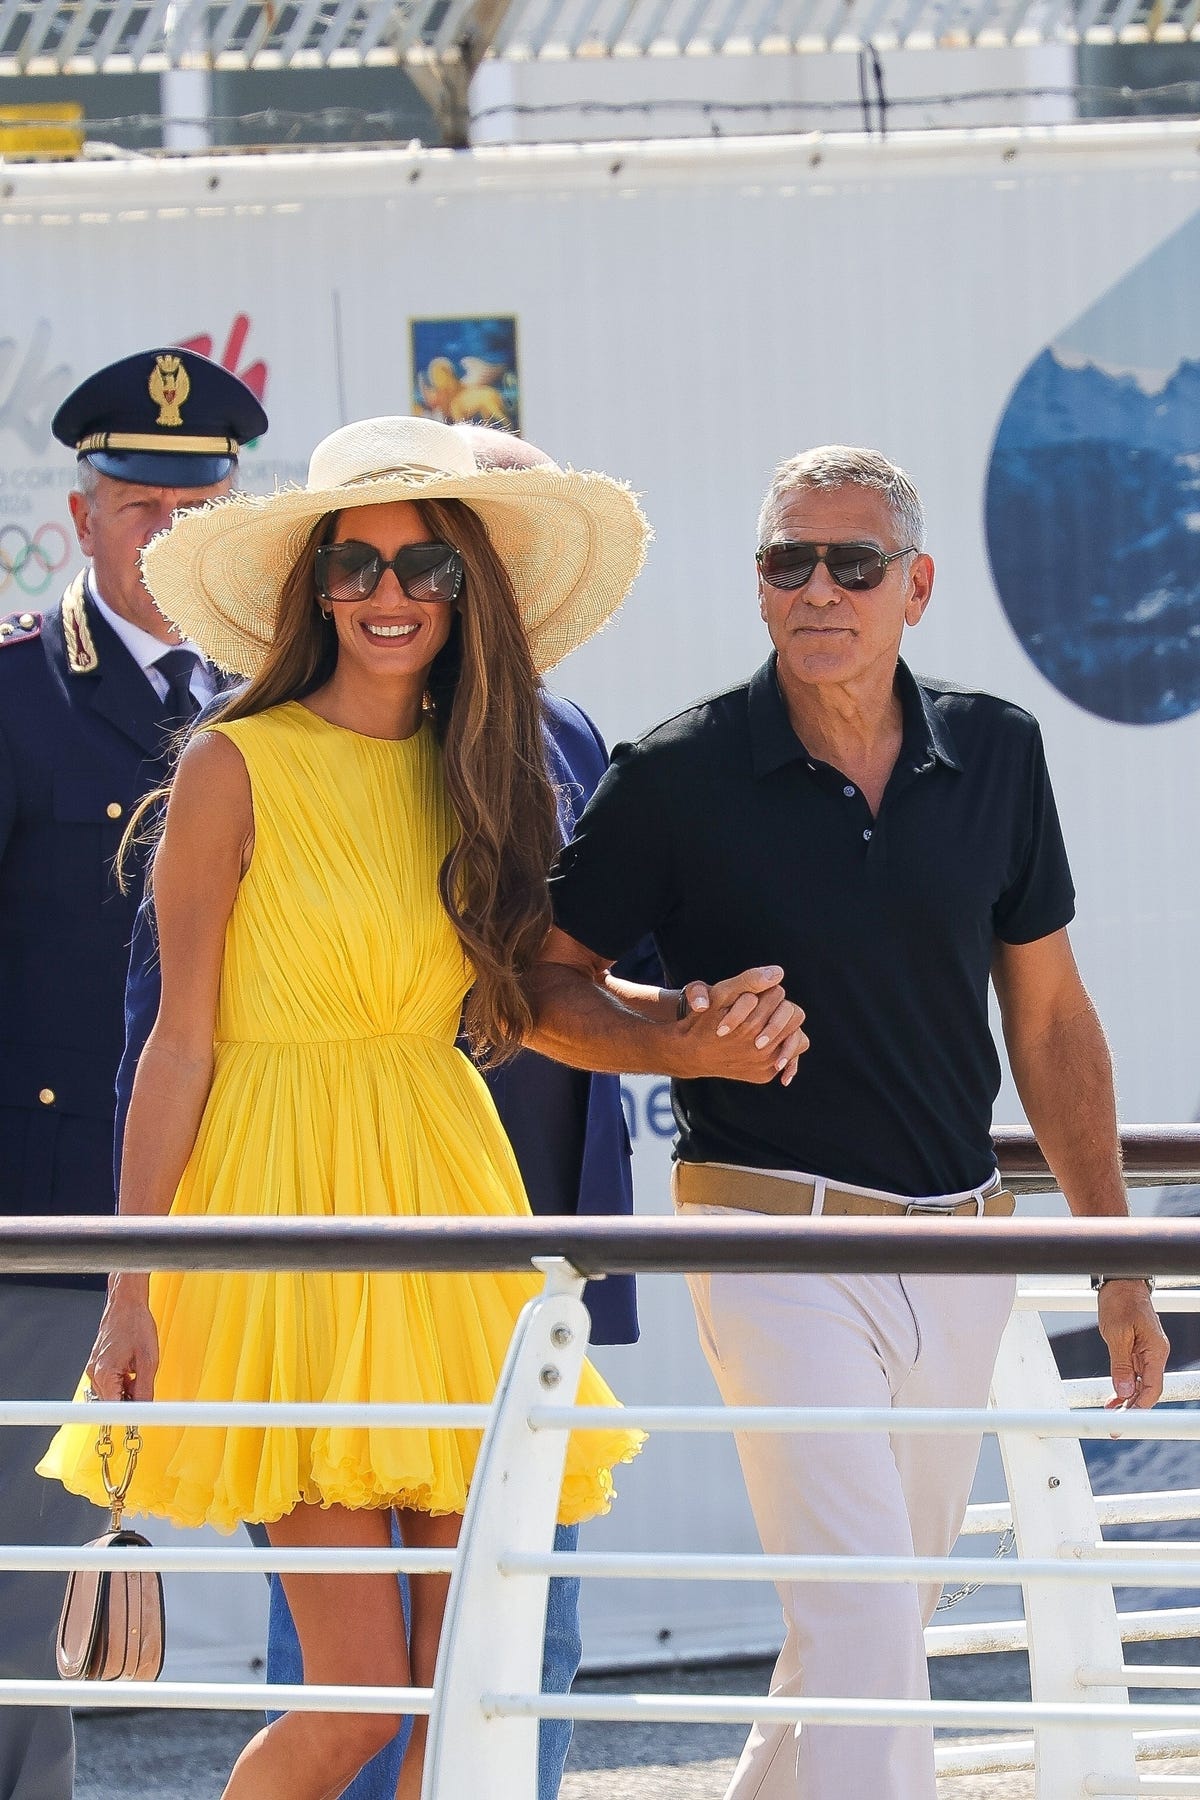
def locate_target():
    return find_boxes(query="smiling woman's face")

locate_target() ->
[322,500,457,684]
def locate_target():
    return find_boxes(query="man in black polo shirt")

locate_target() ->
[529,445,1169,1800]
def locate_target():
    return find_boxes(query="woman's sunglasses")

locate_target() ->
[756,541,918,593]
[315,539,465,605]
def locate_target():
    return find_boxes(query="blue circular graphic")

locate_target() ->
[986,346,1200,727]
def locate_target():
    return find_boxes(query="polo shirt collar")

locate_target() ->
[748,653,962,779]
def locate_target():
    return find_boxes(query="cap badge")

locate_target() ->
[149,354,190,429]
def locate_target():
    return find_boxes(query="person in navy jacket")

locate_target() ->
[0,346,266,1800]
[113,424,652,1800]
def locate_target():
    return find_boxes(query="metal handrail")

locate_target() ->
[4,1123,1200,1276]
[3,1212,1200,1276]
[6,1132,1200,1798]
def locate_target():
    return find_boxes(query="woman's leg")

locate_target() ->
[221,1504,409,1800]
[392,1509,462,1800]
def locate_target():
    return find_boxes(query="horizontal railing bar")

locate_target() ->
[9,1400,1200,1439]
[1066,1374,1200,1407]
[531,1404,1200,1439]
[996,1124,1200,1188]
[929,1605,1200,1656]
[0,1546,458,1574]
[498,1549,1200,1585]
[483,1690,1200,1730]
[3,1214,1200,1277]
[1080,1667,1200,1689]
[1119,1611,1200,1644]
[1016,1289,1200,1312]
[1098,1494,1200,1527]
[0,1680,433,1713]
[927,1617,1029,1654]
[1073,1542,1200,1560]
[1092,1779,1200,1795]
[936,1737,1034,1775]
[960,1502,1015,1533]
[0,1401,490,1429]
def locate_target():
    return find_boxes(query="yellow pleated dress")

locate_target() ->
[39,701,643,1533]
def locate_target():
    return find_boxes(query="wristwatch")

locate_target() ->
[1090,1274,1156,1292]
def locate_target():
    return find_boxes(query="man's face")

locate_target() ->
[68,468,232,641]
[757,485,934,694]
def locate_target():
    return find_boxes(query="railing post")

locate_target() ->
[992,1305,1136,1797]
[421,1257,589,1800]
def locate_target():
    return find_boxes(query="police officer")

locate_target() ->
[0,346,266,1800]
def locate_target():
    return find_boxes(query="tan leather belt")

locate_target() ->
[673,1162,1016,1219]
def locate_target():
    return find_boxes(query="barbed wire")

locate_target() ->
[2,81,1199,150]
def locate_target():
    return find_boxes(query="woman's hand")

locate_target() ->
[86,1280,159,1402]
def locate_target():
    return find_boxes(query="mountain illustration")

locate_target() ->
[986,346,1200,725]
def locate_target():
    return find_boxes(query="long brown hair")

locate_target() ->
[130,498,560,1063]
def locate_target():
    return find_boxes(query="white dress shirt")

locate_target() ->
[88,578,218,709]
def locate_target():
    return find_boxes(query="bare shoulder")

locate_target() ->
[161,729,254,865]
[174,728,250,802]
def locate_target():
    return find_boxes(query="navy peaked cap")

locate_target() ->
[53,347,269,488]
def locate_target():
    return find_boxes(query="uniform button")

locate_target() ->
[843,784,856,797]
[863,828,873,841]
[38,1088,56,1106]
[106,802,123,820]
[0,623,12,639]
[17,613,35,631]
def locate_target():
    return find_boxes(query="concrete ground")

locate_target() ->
[74,1651,1200,1799]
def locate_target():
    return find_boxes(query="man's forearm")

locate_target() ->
[527,962,683,1075]
[604,975,678,1025]
[1008,996,1127,1218]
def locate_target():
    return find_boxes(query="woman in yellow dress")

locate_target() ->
[39,416,649,1800]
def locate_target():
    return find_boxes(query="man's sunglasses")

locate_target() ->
[315,539,464,605]
[756,541,918,593]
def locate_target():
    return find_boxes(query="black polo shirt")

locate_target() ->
[549,655,1075,1196]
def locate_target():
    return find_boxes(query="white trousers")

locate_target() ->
[679,1199,1016,1800]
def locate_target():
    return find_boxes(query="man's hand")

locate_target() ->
[1097,1280,1169,1411]
[678,965,808,1085]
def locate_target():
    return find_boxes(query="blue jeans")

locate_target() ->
[253,1520,582,1800]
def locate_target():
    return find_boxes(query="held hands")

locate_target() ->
[1097,1280,1170,1411]
[86,1277,160,1403]
[676,965,808,1085]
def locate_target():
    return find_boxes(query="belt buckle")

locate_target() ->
[904,1197,984,1218]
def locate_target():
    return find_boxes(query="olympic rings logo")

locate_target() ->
[0,522,70,598]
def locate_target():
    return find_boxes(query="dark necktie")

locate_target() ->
[153,648,201,732]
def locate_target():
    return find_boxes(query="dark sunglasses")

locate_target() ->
[315,539,464,605]
[756,540,918,593]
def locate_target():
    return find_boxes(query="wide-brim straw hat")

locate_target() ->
[141,415,651,676]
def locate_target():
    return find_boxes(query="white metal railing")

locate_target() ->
[3,1208,1200,1799]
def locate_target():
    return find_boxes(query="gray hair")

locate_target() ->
[757,446,926,553]
[72,456,101,500]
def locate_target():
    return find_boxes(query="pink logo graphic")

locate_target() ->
[178,315,268,410]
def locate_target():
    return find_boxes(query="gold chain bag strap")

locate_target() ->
[56,1411,165,1681]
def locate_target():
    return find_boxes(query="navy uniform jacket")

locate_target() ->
[115,689,648,1344]
[0,581,189,1287]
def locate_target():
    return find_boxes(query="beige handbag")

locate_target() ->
[56,1415,165,1682]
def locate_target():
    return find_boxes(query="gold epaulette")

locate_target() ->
[61,572,99,674]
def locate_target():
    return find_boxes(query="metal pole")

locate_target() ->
[993,1308,1137,1798]
[421,1257,589,1799]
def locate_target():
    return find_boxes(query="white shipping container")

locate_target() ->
[2,120,1198,1670]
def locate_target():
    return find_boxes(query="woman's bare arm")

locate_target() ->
[90,730,252,1400]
